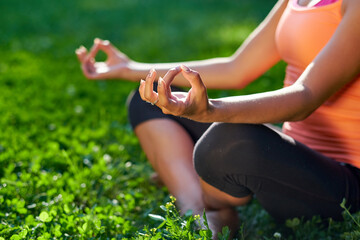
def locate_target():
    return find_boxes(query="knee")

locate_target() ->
[194,123,225,177]
[126,88,162,130]
[126,89,140,113]
[126,90,141,129]
[194,123,271,178]
[194,123,247,178]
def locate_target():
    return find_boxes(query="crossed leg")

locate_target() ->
[194,123,360,225]
[134,118,255,239]
[134,118,205,214]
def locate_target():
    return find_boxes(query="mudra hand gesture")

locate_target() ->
[75,38,131,80]
[139,65,212,122]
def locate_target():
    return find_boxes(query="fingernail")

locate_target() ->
[181,65,190,72]
[150,68,155,77]
[75,47,84,54]
[94,38,100,44]
[158,77,163,86]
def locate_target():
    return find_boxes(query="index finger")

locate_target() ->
[162,66,182,88]
[180,65,205,89]
[84,39,101,63]
[96,39,119,57]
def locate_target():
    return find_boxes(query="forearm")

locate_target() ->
[139,55,315,125]
[125,39,280,90]
[126,57,237,89]
[204,83,313,124]
[126,0,286,89]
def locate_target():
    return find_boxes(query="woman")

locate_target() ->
[76,0,360,237]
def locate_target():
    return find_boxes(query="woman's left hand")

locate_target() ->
[139,65,212,122]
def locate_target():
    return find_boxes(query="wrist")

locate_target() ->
[126,61,152,82]
[206,99,216,122]
[205,99,225,123]
[124,60,140,81]
[196,99,217,123]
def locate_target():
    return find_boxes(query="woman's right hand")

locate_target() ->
[75,38,132,80]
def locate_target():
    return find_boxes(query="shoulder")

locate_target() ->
[342,0,360,16]
[342,0,360,7]
[339,0,360,43]
[279,0,290,5]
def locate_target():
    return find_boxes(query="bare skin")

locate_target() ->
[75,0,287,89]
[137,0,360,237]
[134,119,249,238]
[76,0,360,238]
[134,119,204,214]
[76,1,289,237]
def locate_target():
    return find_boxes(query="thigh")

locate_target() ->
[194,123,360,222]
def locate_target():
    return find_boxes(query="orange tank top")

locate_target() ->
[276,0,360,168]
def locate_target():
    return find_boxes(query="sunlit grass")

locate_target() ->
[1,0,359,239]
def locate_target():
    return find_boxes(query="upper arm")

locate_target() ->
[295,0,360,111]
[229,0,288,88]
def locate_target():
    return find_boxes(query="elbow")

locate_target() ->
[232,79,249,89]
[228,71,253,90]
[284,84,318,122]
[225,57,253,89]
[287,109,314,122]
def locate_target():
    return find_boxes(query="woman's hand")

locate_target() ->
[75,38,131,80]
[139,65,212,122]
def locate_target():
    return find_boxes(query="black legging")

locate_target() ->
[127,87,360,222]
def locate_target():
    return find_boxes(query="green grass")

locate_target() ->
[1,0,360,239]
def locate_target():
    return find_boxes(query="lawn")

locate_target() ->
[0,0,359,239]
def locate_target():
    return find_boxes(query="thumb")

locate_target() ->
[75,46,88,63]
[180,65,206,93]
[157,77,178,114]
[84,39,101,63]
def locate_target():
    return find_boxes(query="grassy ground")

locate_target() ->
[1,0,360,239]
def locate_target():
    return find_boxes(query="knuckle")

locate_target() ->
[198,85,207,93]
[192,71,200,78]
[189,71,200,80]
[144,91,151,99]
[162,108,169,115]
[161,101,169,108]
[174,110,182,117]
